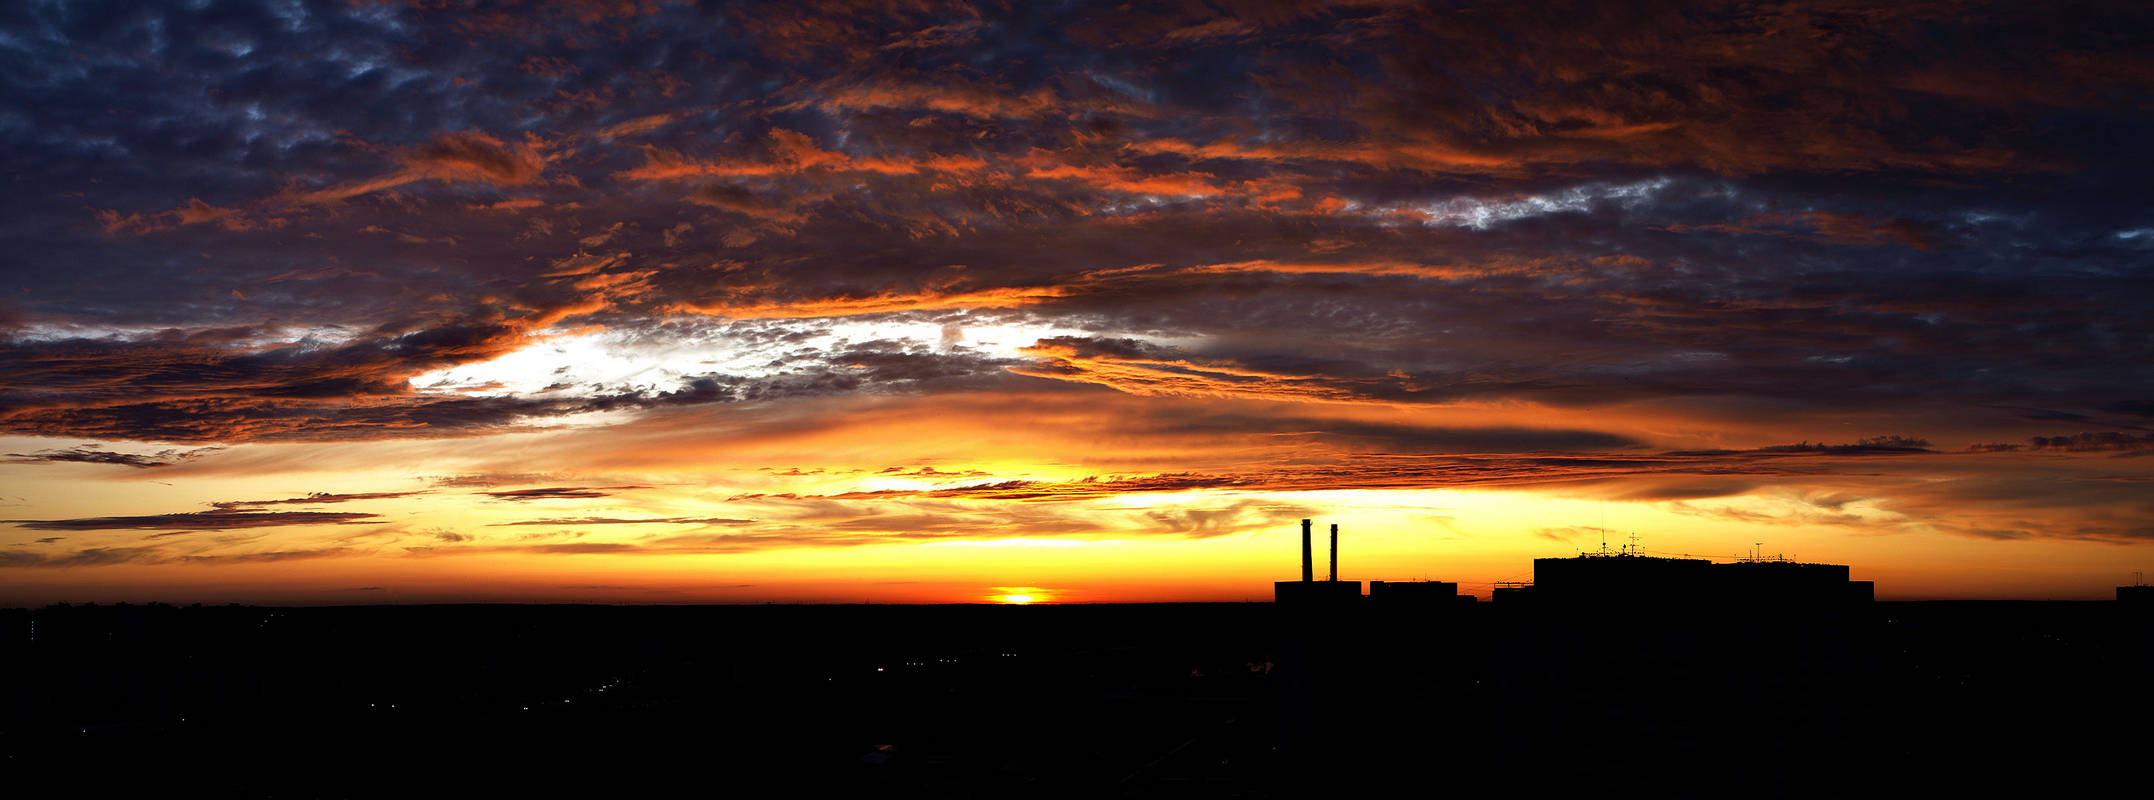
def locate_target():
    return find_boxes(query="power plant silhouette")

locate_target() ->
[1274,518,1872,610]
[1266,518,1901,793]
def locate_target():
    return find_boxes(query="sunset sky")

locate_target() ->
[4,0,2152,605]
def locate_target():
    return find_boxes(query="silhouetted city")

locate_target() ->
[5,520,2148,796]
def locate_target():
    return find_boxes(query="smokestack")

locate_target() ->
[1329,523,1338,582]
[1300,519,1313,582]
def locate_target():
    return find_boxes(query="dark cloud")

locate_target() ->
[2028,432,2154,452]
[429,473,556,488]
[479,486,649,501]
[1123,411,1643,454]
[0,544,358,568]
[4,446,219,468]
[213,491,427,509]
[1679,437,1934,456]
[2110,401,2154,418]
[489,516,755,526]
[874,466,988,478]
[1962,431,2154,454]
[5,509,383,532]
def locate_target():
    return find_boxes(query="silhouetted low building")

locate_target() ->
[1847,580,1875,603]
[1491,583,1537,606]
[1533,552,1713,607]
[2120,584,2154,605]
[1368,580,1471,609]
[1530,551,1870,612]
[1709,559,1870,606]
[1274,580,1363,607]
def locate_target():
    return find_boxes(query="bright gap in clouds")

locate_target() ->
[1410,177,1675,229]
[406,314,1104,397]
[17,322,360,348]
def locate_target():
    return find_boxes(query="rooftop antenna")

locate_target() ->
[1627,530,1639,556]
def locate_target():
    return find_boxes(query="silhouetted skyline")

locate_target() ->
[10,592,2148,795]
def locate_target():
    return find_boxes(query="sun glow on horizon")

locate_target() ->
[989,586,1053,604]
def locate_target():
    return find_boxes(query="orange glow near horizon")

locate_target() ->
[991,587,1048,604]
[4,438,2144,607]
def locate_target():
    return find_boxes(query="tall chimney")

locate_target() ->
[1329,523,1339,582]
[1300,519,1313,582]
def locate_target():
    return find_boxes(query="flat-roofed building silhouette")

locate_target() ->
[1709,559,1873,606]
[1367,580,1472,609]
[1532,552,1712,607]
[1529,549,1870,611]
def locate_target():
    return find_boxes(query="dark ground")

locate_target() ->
[2,601,2147,797]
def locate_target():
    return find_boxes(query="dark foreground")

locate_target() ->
[3,601,2147,797]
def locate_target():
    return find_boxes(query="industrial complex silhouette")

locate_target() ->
[1264,518,2146,793]
[1275,517,1873,610]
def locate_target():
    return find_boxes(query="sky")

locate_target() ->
[3,0,2152,605]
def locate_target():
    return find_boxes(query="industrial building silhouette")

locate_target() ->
[2122,582,2154,605]
[1269,519,1888,792]
[1274,518,1873,611]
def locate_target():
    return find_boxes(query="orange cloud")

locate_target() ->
[95,198,268,236]
[811,79,1068,119]
[287,131,558,205]
[617,129,990,181]
[595,113,676,140]
[1129,136,1524,174]
[1012,341,1373,404]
